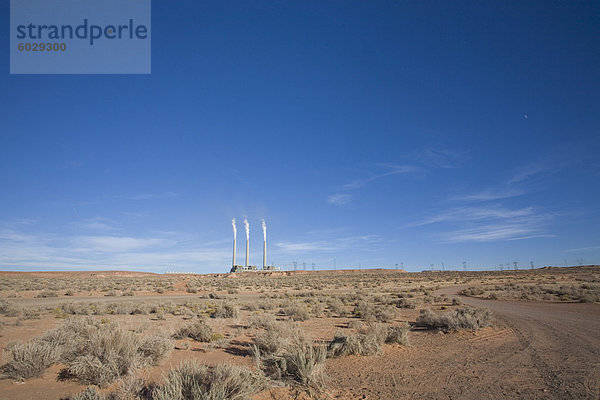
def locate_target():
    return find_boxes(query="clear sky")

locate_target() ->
[1,1,599,272]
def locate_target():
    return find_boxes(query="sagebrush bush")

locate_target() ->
[173,319,213,342]
[3,317,172,386]
[70,386,104,400]
[211,302,239,319]
[417,307,492,332]
[67,327,144,387]
[247,313,277,329]
[138,333,172,365]
[153,360,265,400]
[353,301,397,323]
[327,324,386,358]
[385,323,410,346]
[282,303,310,321]
[2,340,61,379]
[252,321,326,390]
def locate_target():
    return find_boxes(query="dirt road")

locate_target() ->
[448,288,600,399]
[324,288,600,399]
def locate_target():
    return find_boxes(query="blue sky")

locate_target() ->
[1,1,599,272]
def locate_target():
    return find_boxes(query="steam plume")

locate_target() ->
[232,218,237,239]
[262,219,266,241]
[244,218,249,240]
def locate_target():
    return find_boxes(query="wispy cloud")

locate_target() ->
[440,223,555,243]
[73,236,172,252]
[275,235,382,253]
[409,205,536,227]
[342,164,420,190]
[565,246,600,253]
[0,228,230,272]
[412,204,555,243]
[73,216,119,231]
[507,163,549,184]
[451,188,526,202]
[120,192,178,201]
[414,147,467,169]
[327,147,465,206]
[327,194,353,206]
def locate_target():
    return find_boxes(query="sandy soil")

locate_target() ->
[0,267,598,400]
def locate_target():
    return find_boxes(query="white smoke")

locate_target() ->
[244,218,250,240]
[262,219,266,241]
[231,218,237,239]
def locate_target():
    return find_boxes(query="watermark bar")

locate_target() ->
[10,0,151,74]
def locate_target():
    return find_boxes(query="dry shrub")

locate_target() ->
[2,340,61,379]
[67,328,144,387]
[0,300,23,317]
[327,324,385,357]
[152,360,265,400]
[353,301,397,323]
[282,303,310,321]
[111,375,146,400]
[210,302,239,319]
[138,333,172,365]
[247,313,276,329]
[385,323,410,346]
[328,323,409,358]
[252,321,326,391]
[4,317,172,387]
[417,307,492,332]
[173,320,213,342]
[70,386,104,400]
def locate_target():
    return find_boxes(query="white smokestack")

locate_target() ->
[231,218,237,268]
[262,219,267,269]
[244,218,250,267]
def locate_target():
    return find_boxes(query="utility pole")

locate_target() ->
[530,261,534,269]
[293,261,297,271]
[462,261,467,271]
[311,262,315,271]
[513,261,518,270]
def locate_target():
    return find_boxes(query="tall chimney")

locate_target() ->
[245,238,249,267]
[232,237,236,268]
[244,219,250,268]
[263,239,267,269]
[231,219,237,269]
[262,219,267,269]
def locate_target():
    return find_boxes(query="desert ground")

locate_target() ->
[0,266,598,400]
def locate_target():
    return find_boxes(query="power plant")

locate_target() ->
[230,218,279,272]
